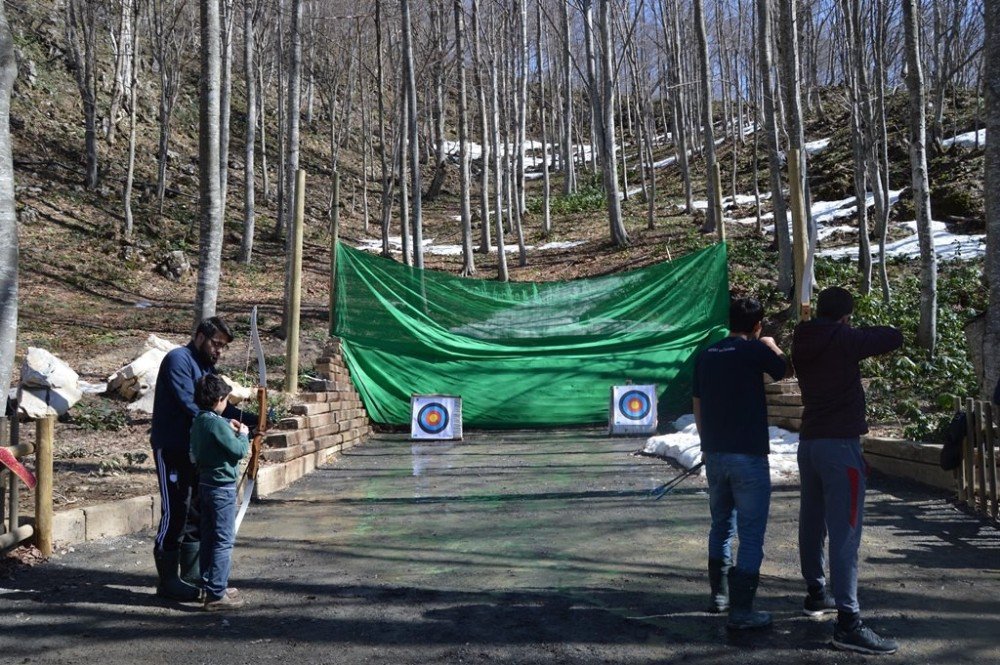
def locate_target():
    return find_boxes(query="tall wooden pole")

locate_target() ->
[789,147,811,320]
[713,163,725,242]
[35,416,54,556]
[285,169,305,394]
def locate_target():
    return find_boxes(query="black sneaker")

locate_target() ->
[832,622,899,655]
[803,590,837,618]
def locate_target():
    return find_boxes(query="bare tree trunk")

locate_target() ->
[454,0,475,276]
[66,0,100,189]
[376,0,393,257]
[195,0,223,324]
[662,0,691,212]
[107,0,134,144]
[560,0,576,195]
[399,88,411,266]
[239,0,258,264]
[427,1,448,201]
[401,0,423,269]
[902,0,937,353]
[757,0,790,293]
[514,0,528,219]
[219,0,235,215]
[152,0,192,212]
[537,0,551,235]
[488,9,509,283]
[693,0,718,234]
[472,0,492,253]
[873,0,892,301]
[0,3,17,394]
[983,0,1000,397]
[598,0,627,246]
[123,0,140,243]
[258,55,270,202]
[839,0,871,294]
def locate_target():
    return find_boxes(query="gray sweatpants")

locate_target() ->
[797,437,867,615]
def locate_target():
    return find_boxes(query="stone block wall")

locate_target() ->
[766,379,803,431]
[255,338,371,497]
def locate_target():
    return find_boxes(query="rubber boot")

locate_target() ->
[726,567,772,630]
[153,548,200,601]
[707,558,730,613]
[179,541,202,587]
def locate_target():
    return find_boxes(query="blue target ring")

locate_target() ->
[417,402,450,434]
[618,390,652,421]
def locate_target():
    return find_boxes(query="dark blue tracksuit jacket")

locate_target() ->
[150,342,256,452]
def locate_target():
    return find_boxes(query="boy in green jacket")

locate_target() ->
[190,374,250,611]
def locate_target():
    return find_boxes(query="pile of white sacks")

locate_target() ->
[15,335,252,419]
[644,415,801,483]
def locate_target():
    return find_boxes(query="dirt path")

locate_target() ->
[0,430,997,664]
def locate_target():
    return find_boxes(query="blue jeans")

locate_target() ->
[704,452,772,573]
[797,437,867,614]
[199,481,237,600]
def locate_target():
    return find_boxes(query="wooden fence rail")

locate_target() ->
[0,414,34,553]
[956,397,1000,521]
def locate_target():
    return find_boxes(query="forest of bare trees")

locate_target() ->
[0,0,996,389]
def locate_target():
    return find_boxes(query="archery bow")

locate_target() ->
[235,306,267,533]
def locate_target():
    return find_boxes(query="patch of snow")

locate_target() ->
[819,220,986,261]
[644,415,800,482]
[942,129,985,148]
[355,236,585,256]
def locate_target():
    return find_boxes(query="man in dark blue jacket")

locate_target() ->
[151,317,256,601]
[793,286,903,655]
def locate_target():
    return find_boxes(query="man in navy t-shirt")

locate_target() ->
[693,297,789,630]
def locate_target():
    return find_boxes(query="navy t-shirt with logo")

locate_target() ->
[692,336,787,456]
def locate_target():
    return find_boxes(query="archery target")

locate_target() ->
[609,384,657,435]
[411,395,463,440]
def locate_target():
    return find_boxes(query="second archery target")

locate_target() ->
[608,384,657,435]
[410,394,463,440]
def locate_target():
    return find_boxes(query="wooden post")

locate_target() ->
[285,169,306,395]
[35,416,54,556]
[788,148,811,320]
[329,171,340,336]
[977,401,989,514]
[712,162,725,242]
[986,402,998,520]
[964,398,977,509]
[953,395,963,498]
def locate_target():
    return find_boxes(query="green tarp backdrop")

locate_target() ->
[333,242,729,428]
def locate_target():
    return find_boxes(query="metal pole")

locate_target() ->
[35,416,54,556]
[329,171,340,336]
[285,169,306,394]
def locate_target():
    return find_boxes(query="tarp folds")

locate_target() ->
[334,243,729,427]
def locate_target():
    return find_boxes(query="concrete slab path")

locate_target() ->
[1,429,998,664]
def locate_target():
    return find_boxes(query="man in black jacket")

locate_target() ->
[792,286,903,655]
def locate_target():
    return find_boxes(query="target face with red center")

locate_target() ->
[609,384,657,434]
[411,394,463,440]
[618,390,652,420]
[417,402,450,434]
